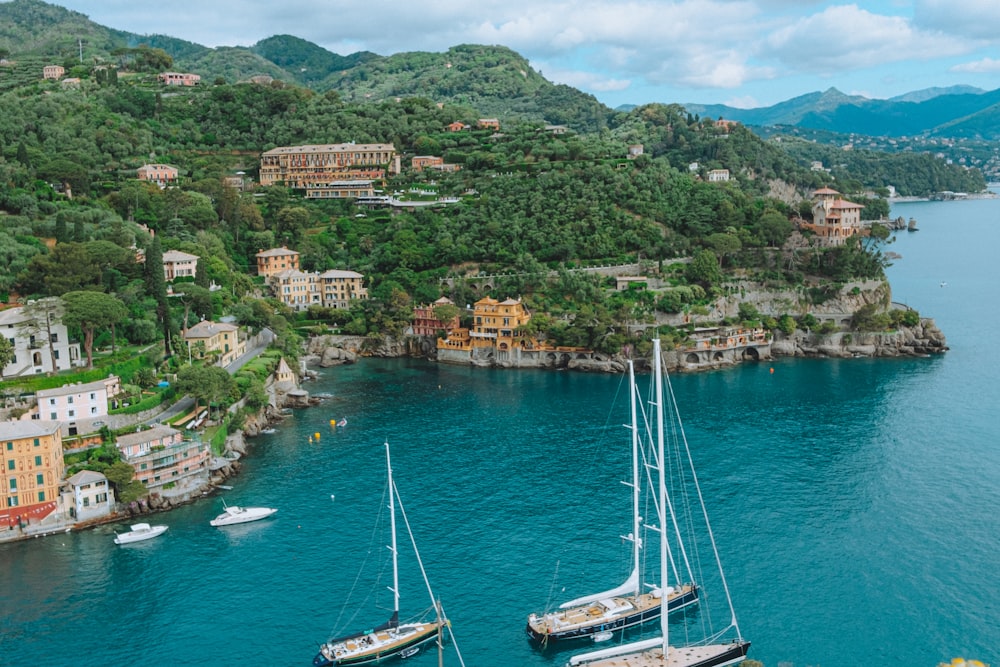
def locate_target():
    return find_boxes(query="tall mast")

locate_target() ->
[653,339,669,654]
[628,360,641,591]
[385,442,400,618]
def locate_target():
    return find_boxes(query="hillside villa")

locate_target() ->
[182,320,245,367]
[0,305,82,378]
[802,187,866,245]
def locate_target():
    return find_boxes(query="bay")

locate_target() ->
[2,194,999,667]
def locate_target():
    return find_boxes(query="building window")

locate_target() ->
[34,456,41,466]
[36,473,44,485]
[50,413,57,420]
[9,478,16,490]
[8,496,17,507]
[6,460,13,471]
[90,393,95,400]
[67,396,73,404]
[49,399,56,406]
[82,497,90,507]
[91,407,98,414]
[33,439,39,447]
[5,442,11,451]
[38,491,45,502]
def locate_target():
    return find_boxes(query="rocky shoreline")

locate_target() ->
[304,315,948,376]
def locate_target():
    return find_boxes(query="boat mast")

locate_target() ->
[385,442,400,620]
[653,339,669,655]
[628,360,642,594]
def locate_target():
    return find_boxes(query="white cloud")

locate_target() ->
[950,57,1000,73]
[764,4,970,73]
[914,0,1000,41]
[532,61,632,92]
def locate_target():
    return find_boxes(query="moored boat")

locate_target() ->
[209,502,277,527]
[313,443,453,666]
[565,339,750,667]
[113,522,168,545]
[527,359,699,645]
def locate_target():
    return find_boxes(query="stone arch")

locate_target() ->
[743,347,760,361]
[841,318,852,327]
[713,351,724,362]
[685,352,700,364]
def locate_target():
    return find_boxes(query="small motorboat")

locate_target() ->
[113,523,168,545]
[210,502,277,527]
[592,631,615,643]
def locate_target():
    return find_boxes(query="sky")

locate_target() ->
[35,0,1000,109]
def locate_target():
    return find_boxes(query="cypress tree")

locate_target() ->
[145,236,172,356]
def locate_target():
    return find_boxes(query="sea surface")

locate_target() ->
[2,195,999,667]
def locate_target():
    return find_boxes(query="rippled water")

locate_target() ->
[1,196,998,667]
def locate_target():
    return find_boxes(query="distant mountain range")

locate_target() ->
[4,0,1000,139]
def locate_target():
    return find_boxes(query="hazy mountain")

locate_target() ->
[889,85,984,103]
[4,0,1000,138]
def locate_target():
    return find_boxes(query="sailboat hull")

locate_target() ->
[527,585,699,643]
[568,640,750,667]
[313,621,443,666]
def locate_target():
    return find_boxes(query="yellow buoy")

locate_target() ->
[314,432,321,440]
[330,419,335,425]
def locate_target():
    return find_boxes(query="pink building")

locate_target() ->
[137,164,179,187]
[42,65,64,80]
[115,425,210,491]
[159,72,201,86]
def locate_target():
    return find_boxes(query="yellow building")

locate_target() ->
[258,143,400,189]
[319,270,368,309]
[0,421,65,529]
[183,321,246,367]
[439,297,533,352]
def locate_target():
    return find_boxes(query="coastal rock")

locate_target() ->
[319,346,358,367]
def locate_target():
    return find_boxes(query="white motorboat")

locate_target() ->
[209,502,277,527]
[113,523,168,545]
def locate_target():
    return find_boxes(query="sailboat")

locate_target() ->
[526,360,699,644]
[566,339,750,667]
[313,443,449,666]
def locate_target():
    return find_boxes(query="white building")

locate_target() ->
[0,306,82,378]
[30,377,119,436]
[63,470,115,522]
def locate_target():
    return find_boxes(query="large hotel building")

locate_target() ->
[258,143,400,191]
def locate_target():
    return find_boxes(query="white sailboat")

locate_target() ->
[314,443,463,667]
[527,360,699,644]
[566,339,750,667]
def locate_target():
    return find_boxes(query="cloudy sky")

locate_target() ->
[41,0,1000,108]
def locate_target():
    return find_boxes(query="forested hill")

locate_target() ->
[0,0,613,132]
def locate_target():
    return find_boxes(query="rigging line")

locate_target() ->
[329,479,391,636]
[392,478,447,627]
[439,602,468,667]
[543,559,562,613]
[663,365,743,639]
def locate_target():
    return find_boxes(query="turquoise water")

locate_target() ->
[2,196,999,667]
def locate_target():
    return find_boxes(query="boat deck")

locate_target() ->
[530,584,695,634]
[574,642,748,667]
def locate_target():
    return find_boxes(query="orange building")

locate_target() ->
[0,421,64,529]
[256,247,300,278]
[258,143,399,189]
